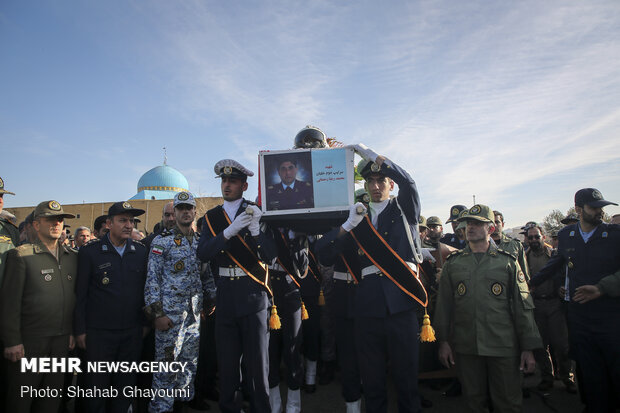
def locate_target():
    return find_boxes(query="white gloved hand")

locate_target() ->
[342,202,367,232]
[350,143,380,162]
[247,205,263,236]
[223,212,252,239]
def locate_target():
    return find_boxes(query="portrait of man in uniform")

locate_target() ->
[265,152,314,211]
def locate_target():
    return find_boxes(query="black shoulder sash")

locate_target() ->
[272,230,301,288]
[350,215,427,307]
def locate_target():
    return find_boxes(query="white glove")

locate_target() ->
[351,143,380,162]
[342,202,367,232]
[247,205,263,236]
[223,212,252,239]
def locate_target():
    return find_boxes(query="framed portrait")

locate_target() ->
[259,147,355,222]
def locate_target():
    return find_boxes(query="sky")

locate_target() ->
[1,0,619,225]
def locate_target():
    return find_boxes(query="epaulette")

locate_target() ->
[0,218,18,228]
[497,248,517,260]
[83,238,101,247]
[160,229,173,237]
[132,239,145,247]
[446,250,463,261]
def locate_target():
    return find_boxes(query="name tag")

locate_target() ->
[41,269,54,275]
[98,263,112,270]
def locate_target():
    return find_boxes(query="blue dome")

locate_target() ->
[136,165,189,194]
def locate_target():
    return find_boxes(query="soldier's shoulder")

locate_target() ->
[131,239,146,249]
[159,228,174,237]
[446,249,464,261]
[13,243,35,256]
[497,248,517,260]
[81,238,102,249]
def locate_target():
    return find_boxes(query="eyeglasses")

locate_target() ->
[527,235,541,240]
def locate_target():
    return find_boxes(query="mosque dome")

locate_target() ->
[129,164,190,200]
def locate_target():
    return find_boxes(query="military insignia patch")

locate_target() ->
[102,276,110,285]
[122,202,132,209]
[178,192,189,201]
[44,274,52,282]
[151,246,163,255]
[362,194,370,203]
[491,283,503,296]
[223,166,233,175]
[174,260,185,272]
[469,205,481,214]
[451,207,459,216]
[49,201,61,211]
[602,232,608,238]
[592,189,602,199]
[174,238,182,246]
[357,248,364,256]
[370,163,380,172]
[569,231,575,237]
[457,282,466,296]
[568,261,574,269]
[41,268,54,274]
[517,271,525,283]
[67,275,72,280]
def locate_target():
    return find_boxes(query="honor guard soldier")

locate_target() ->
[317,144,429,413]
[197,159,277,413]
[1,200,77,413]
[435,204,541,413]
[492,210,530,281]
[266,227,308,413]
[0,177,19,283]
[144,191,215,413]
[530,188,620,412]
[74,201,148,413]
[441,204,467,249]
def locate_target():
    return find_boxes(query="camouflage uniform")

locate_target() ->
[144,225,215,413]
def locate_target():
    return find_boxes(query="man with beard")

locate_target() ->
[525,224,575,393]
[492,211,530,281]
[441,205,467,249]
[530,188,620,412]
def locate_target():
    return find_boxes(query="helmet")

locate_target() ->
[294,125,328,149]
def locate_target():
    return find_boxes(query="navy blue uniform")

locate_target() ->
[266,179,314,211]
[318,158,423,413]
[299,240,322,369]
[74,235,147,413]
[530,223,620,412]
[197,200,277,413]
[440,233,466,249]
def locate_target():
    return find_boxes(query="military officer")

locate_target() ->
[530,188,620,412]
[1,200,77,413]
[317,143,428,413]
[525,224,575,393]
[266,157,314,211]
[560,212,579,226]
[74,201,148,413]
[492,210,530,281]
[440,204,467,249]
[434,204,541,413]
[0,177,19,284]
[197,159,277,413]
[144,191,214,413]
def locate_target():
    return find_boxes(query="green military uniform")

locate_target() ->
[434,205,541,413]
[0,200,77,413]
[495,232,530,281]
[0,177,19,284]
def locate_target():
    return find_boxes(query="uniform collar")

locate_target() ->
[103,233,137,253]
[282,180,296,190]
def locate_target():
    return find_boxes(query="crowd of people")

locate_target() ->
[0,127,619,413]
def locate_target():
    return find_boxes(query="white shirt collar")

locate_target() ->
[369,199,389,227]
[223,198,243,220]
[283,181,296,190]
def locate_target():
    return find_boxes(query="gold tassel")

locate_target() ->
[420,309,436,342]
[318,289,325,306]
[301,301,309,320]
[269,306,281,330]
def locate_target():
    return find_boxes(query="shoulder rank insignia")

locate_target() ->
[569,231,575,237]
[602,232,608,238]
[101,244,108,251]
[491,282,503,296]
[497,248,517,260]
[517,270,526,283]
[456,282,466,296]
[446,250,462,260]
[174,260,185,272]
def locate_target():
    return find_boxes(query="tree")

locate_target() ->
[542,206,610,234]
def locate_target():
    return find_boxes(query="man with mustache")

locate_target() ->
[525,223,575,393]
[530,188,620,412]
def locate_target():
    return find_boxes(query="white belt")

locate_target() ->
[219,267,247,277]
[361,262,417,277]
[333,271,354,281]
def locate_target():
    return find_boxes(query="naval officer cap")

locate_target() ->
[357,159,385,179]
[33,200,76,219]
[575,188,617,208]
[459,204,494,224]
[446,205,467,223]
[0,177,15,196]
[174,191,196,207]
[108,201,145,217]
[214,159,254,180]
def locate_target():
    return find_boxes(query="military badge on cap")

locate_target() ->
[214,159,254,178]
[452,207,459,216]
[592,189,602,199]
[49,201,61,211]
[491,283,503,296]
[174,260,185,272]
[469,205,481,214]
[457,282,466,296]
[370,163,380,172]
[174,191,196,207]
[0,177,15,195]
[122,202,132,209]
[178,192,189,201]
[223,166,233,175]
